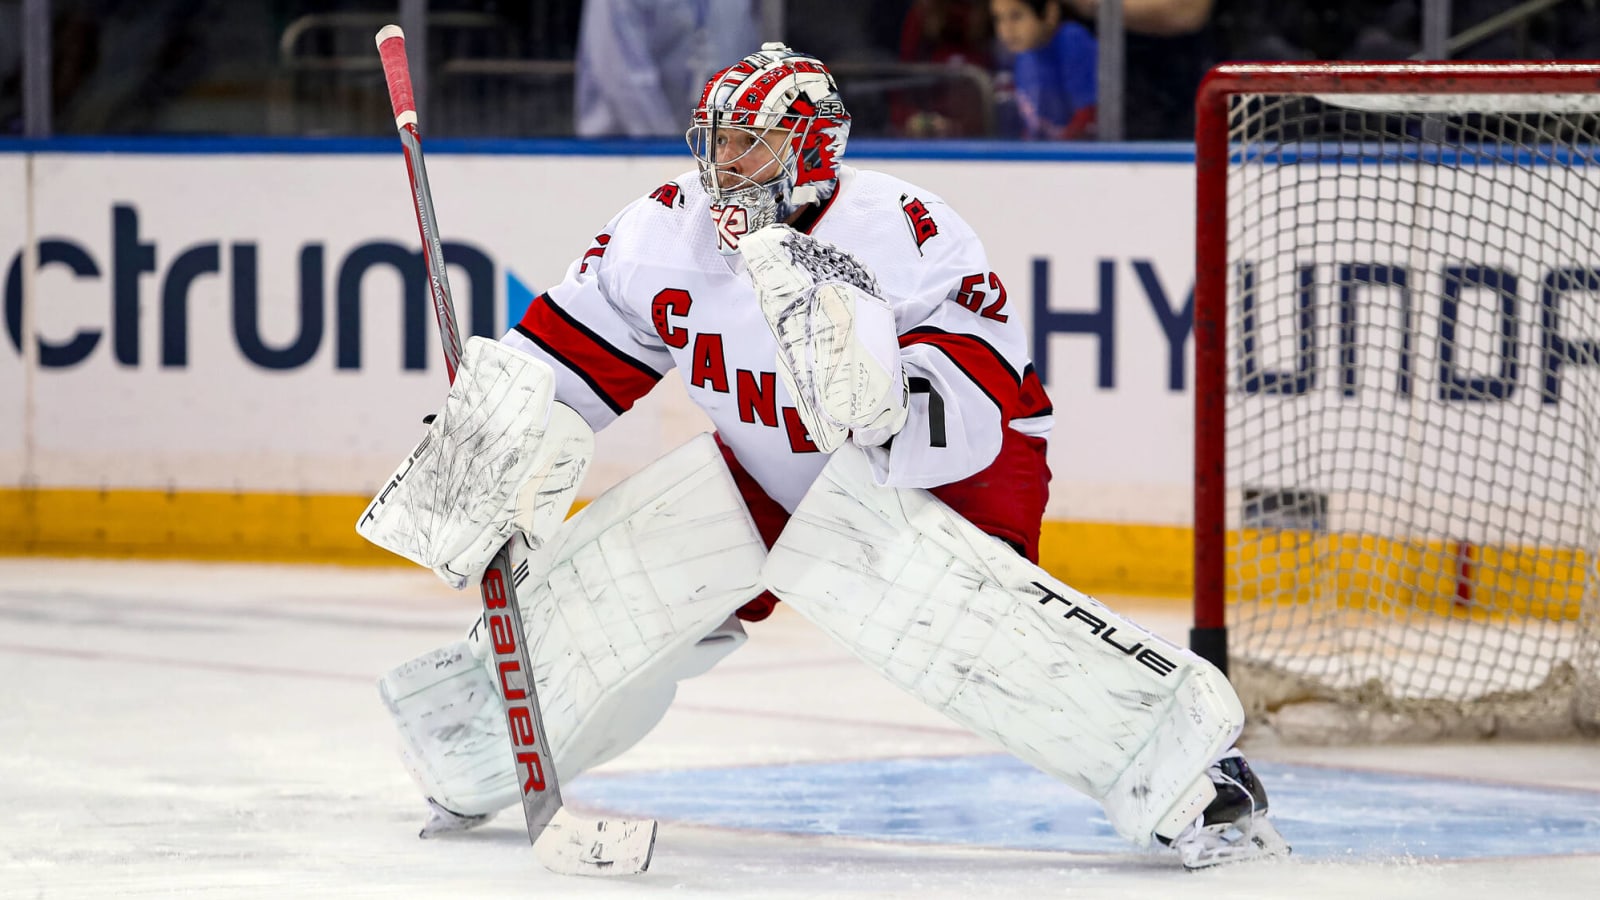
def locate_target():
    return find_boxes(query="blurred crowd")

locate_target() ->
[3,0,1600,140]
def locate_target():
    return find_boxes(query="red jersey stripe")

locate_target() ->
[901,327,1039,421]
[515,293,662,415]
[1017,364,1054,420]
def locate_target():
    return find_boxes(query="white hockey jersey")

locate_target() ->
[501,165,1053,513]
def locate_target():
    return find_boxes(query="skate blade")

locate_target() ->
[1178,815,1292,870]
[417,800,494,839]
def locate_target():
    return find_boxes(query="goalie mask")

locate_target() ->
[687,43,851,254]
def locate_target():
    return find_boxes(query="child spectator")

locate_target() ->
[990,0,1097,139]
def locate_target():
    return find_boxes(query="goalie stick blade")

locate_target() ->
[533,807,658,877]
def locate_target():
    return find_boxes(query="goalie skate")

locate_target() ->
[1163,749,1291,869]
[418,798,493,839]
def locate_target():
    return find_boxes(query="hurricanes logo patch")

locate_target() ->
[650,182,682,208]
[578,233,611,274]
[901,195,939,251]
[711,204,750,252]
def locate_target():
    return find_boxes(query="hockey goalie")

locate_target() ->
[356,42,1290,869]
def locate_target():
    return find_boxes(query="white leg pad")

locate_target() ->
[379,640,510,818]
[545,614,747,778]
[379,434,764,817]
[763,445,1244,846]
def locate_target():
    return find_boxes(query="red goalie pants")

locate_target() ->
[716,429,1051,622]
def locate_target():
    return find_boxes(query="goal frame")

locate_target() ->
[1190,61,1600,675]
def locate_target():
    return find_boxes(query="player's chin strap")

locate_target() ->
[762,445,1244,845]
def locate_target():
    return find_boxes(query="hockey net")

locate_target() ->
[1193,63,1600,742]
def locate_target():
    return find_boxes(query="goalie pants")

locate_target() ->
[718,427,1051,622]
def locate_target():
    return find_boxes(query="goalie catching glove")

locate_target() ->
[356,335,595,588]
[741,224,909,453]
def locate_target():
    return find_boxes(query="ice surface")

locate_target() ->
[2,559,1596,899]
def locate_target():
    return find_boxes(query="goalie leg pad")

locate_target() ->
[379,640,510,820]
[549,614,747,777]
[379,433,765,818]
[762,445,1245,846]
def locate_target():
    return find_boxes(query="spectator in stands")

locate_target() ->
[990,0,1097,139]
[1064,0,1212,36]
[1063,0,1213,140]
[574,0,759,137]
[894,0,994,136]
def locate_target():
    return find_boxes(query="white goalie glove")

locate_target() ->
[741,224,910,453]
[356,336,595,588]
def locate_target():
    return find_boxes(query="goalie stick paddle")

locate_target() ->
[373,24,656,877]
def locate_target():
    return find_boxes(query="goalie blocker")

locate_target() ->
[356,336,595,589]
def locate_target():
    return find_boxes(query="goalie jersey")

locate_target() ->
[501,165,1053,514]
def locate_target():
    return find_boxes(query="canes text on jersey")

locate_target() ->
[651,287,823,452]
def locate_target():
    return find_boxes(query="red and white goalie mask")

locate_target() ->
[686,43,851,254]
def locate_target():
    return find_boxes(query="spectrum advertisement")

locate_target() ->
[0,148,1199,526]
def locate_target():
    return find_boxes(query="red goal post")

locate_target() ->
[1192,62,1600,740]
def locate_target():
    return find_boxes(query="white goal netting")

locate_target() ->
[1219,85,1600,741]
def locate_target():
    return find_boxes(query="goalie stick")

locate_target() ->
[373,24,656,877]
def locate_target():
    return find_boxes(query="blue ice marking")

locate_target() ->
[568,755,1600,861]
